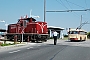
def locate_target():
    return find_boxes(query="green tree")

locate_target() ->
[87,32,90,38]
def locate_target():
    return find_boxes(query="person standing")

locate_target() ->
[53,30,58,45]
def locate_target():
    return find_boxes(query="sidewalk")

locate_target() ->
[0,42,27,49]
[0,41,38,50]
[0,39,65,50]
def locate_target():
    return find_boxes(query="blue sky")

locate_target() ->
[0,0,90,34]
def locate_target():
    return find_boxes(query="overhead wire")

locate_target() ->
[65,0,86,26]
[65,0,72,9]
[65,0,85,9]
[55,0,90,24]
[55,0,90,16]
[59,0,69,9]
[55,0,83,18]
[85,0,88,8]
[84,0,90,23]
[54,0,90,29]
[65,0,81,18]
[55,0,68,9]
[65,0,90,24]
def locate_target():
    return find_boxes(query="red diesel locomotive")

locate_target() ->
[6,15,48,42]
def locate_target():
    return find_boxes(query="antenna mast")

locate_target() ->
[30,9,32,17]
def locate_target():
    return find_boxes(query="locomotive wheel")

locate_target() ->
[36,40,39,43]
[43,40,47,42]
[31,40,35,42]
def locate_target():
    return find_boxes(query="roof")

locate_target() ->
[0,29,6,32]
[69,28,87,32]
[18,17,36,21]
[47,26,64,30]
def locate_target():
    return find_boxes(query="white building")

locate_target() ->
[47,26,64,39]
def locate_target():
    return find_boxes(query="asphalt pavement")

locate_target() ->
[0,39,90,60]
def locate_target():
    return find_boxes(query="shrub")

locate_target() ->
[64,35,68,37]
[87,32,90,38]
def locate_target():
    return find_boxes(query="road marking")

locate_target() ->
[37,45,41,46]
[27,48,30,49]
[30,47,33,48]
[17,50,21,51]
[13,51,18,52]
[9,50,21,54]
[27,47,33,49]
[9,52,14,53]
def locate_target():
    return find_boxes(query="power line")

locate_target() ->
[59,0,69,9]
[55,0,68,9]
[77,21,90,29]
[65,0,85,9]
[65,0,72,9]
[65,0,81,18]
[85,0,88,8]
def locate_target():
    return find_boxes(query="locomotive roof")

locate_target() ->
[19,17,36,21]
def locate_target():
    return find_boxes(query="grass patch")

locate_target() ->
[0,43,15,46]
[60,37,68,40]
[63,37,68,40]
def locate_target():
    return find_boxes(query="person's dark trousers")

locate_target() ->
[54,36,57,45]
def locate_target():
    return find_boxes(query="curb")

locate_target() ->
[0,43,27,49]
[0,42,38,50]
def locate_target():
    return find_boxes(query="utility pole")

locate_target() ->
[44,0,46,22]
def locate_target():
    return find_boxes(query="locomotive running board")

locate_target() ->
[6,33,48,35]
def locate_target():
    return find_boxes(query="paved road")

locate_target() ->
[0,39,90,60]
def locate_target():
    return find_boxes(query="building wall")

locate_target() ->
[48,29,62,39]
